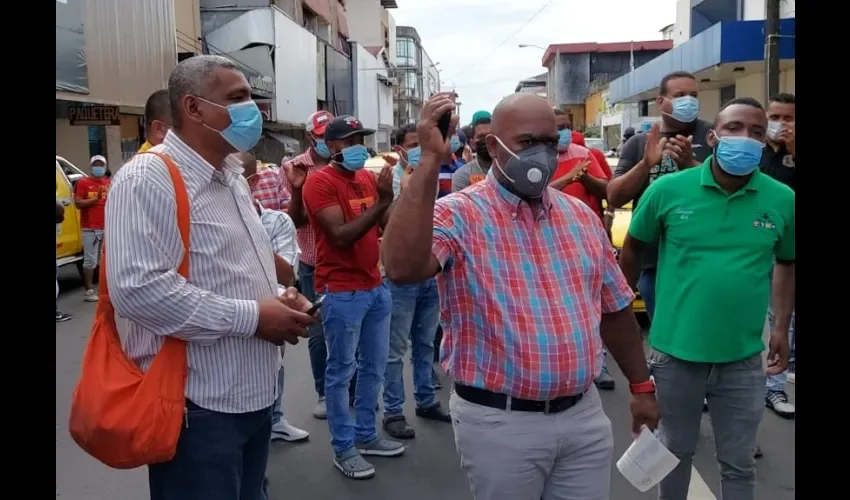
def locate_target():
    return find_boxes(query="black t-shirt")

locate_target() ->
[760,144,795,191]
[613,119,714,270]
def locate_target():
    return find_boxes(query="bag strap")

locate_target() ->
[97,152,191,309]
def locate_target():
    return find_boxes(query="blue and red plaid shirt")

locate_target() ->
[432,170,634,400]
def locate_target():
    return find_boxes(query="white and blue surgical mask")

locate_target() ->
[557,129,572,151]
[338,144,369,171]
[406,146,422,168]
[198,97,264,152]
[313,138,331,158]
[665,96,699,123]
[91,166,106,177]
[712,133,764,177]
[450,135,462,152]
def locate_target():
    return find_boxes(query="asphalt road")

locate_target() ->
[56,269,795,500]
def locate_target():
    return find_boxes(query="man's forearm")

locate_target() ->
[332,200,391,248]
[75,198,97,209]
[287,188,307,227]
[579,175,608,199]
[619,236,643,290]
[549,175,573,191]
[382,151,440,281]
[607,160,651,208]
[600,307,650,384]
[273,254,295,286]
[772,261,795,334]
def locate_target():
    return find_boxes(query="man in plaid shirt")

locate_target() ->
[237,152,289,211]
[383,93,659,500]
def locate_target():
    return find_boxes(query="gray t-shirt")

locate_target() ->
[452,158,491,192]
[614,119,713,270]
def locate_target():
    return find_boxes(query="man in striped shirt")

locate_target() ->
[106,55,315,500]
[383,92,659,500]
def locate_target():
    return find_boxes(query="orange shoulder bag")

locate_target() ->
[69,152,190,469]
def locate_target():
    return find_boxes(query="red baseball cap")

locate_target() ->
[306,111,334,136]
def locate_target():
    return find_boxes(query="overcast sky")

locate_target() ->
[390,0,677,125]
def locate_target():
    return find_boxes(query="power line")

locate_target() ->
[443,0,558,82]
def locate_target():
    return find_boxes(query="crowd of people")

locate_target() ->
[61,54,795,500]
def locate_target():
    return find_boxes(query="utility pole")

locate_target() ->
[765,0,781,100]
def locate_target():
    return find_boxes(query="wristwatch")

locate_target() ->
[629,379,656,395]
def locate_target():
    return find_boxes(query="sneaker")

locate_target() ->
[356,437,405,457]
[754,444,763,459]
[787,361,795,384]
[270,419,309,442]
[83,289,98,302]
[56,312,72,322]
[415,402,451,423]
[312,397,327,420]
[594,366,615,391]
[333,449,376,480]
[766,390,795,419]
[383,415,415,439]
[703,398,709,412]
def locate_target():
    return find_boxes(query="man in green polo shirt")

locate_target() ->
[619,97,794,500]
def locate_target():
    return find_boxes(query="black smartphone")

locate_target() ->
[660,131,681,140]
[437,111,451,140]
[306,295,326,315]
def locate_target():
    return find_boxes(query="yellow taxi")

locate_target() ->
[55,155,87,276]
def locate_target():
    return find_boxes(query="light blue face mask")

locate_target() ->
[713,134,764,177]
[667,96,699,123]
[199,97,263,152]
[339,144,369,171]
[557,129,572,151]
[91,166,106,177]
[313,138,331,158]
[450,135,462,152]
[406,146,422,168]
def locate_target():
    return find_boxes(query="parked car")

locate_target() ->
[56,155,87,277]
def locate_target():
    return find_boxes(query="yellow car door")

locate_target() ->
[56,160,83,264]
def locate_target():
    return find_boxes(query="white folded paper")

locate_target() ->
[616,426,680,492]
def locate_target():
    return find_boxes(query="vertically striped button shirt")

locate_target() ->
[432,170,635,401]
[106,131,280,414]
[279,151,321,267]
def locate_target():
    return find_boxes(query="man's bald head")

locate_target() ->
[487,94,558,159]
[491,94,555,136]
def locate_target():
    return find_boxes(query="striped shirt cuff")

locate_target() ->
[230,299,260,337]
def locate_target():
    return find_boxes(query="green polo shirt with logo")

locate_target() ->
[628,157,795,363]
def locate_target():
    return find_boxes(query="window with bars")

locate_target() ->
[396,37,415,67]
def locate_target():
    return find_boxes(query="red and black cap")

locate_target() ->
[324,115,375,141]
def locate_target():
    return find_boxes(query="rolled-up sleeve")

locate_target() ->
[105,164,259,342]
[433,196,464,271]
[268,212,301,273]
[598,223,636,313]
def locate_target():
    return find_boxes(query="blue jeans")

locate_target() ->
[271,364,284,426]
[383,278,440,417]
[322,283,392,455]
[300,264,327,398]
[766,306,796,393]
[638,268,657,321]
[148,400,272,500]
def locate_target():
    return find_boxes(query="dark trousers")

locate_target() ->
[148,401,272,500]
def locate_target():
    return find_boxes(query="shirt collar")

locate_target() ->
[699,156,762,193]
[484,167,554,219]
[163,131,242,185]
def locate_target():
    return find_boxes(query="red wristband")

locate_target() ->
[629,380,656,394]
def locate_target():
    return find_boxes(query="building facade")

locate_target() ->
[542,40,672,130]
[200,0,355,162]
[56,0,178,171]
[394,25,440,128]
[515,73,548,99]
[609,0,795,117]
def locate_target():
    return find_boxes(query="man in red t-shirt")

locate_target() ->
[74,155,110,302]
[301,115,404,478]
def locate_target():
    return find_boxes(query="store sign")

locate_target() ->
[69,105,121,126]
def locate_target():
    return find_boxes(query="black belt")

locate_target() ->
[454,383,584,414]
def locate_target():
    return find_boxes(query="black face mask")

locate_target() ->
[475,139,492,162]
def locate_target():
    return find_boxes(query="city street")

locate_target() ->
[56,270,795,500]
